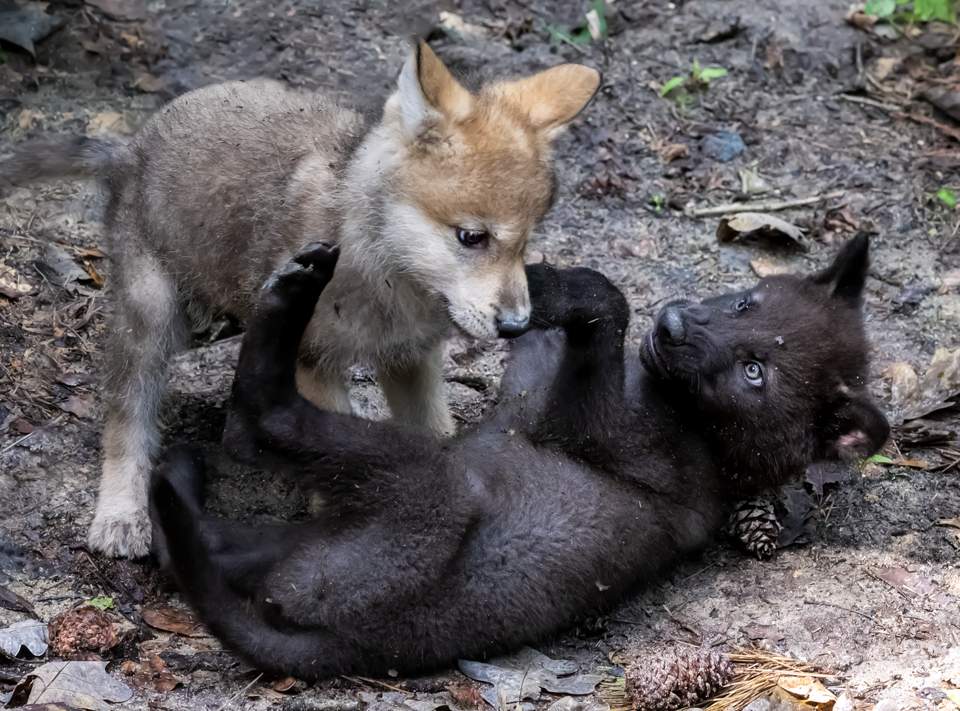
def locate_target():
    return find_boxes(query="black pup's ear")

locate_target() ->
[819,392,890,461]
[809,231,870,306]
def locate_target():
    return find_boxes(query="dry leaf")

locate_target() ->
[142,603,208,637]
[86,111,132,136]
[741,623,784,641]
[873,566,935,597]
[888,348,960,423]
[750,257,793,277]
[133,72,166,93]
[777,675,836,706]
[939,518,960,529]
[128,654,182,693]
[13,661,133,711]
[58,395,95,420]
[0,264,35,298]
[938,269,960,294]
[0,585,38,618]
[0,620,49,657]
[652,137,690,162]
[610,239,659,259]
[764,43,784,69]
[718,213,809,250]
[80,261,105,288]
[269,676,296,692]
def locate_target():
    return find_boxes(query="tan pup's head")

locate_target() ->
[376,41,600,339]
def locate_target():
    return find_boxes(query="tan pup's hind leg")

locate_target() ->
[295,362,353,516]
[89,254,187,558]
[379,345,454,438]
[295,362,353,414]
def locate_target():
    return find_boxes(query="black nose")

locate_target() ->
[497,311,530,338]
[658,306,685,345]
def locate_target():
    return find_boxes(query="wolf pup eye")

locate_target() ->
[457,228,489,248]
[734,298,748,312]
[744,361,763,385]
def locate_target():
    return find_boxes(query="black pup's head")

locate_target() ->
[639,233,889,492]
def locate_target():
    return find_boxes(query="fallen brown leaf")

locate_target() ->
[269,676,296,693]
[939,518,960,529]
[0,265,35,298]
[142,604,207,637]
[777,675,836,707]
[133,72,166,93]
[127,654,182,693]
[750,257,793,277]
[741,623,784,641]
[718,212,809,250]
[57,395,95,420]
[651,137,690,162]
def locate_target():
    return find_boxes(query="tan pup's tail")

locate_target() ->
[1,135,127,188]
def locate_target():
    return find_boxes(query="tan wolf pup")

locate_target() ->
[1,41,600,558]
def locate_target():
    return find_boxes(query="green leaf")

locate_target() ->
[699,67,728,82]
[916,0,957,22]
[938,188,957,207]
[865,0,897,16]
[87,596,114,610]
[946,689,960,707]
[661,76,685,96]
[867,454,894,464]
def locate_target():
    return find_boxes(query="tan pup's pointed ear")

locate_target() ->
[502,64,601,139]
[396,40,471,137]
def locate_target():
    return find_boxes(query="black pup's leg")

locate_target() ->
[222,244,437,502]
[150,446,308,596]
[524,264,630,464]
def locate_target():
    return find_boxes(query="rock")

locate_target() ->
[700,131,745,162]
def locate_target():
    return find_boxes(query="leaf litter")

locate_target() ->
[9,661,132,711]
[0,620,49,658]
[459,647,602,711]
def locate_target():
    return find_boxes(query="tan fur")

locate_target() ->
[2,42,599,557]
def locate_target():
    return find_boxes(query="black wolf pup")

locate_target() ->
[151,235,888,680]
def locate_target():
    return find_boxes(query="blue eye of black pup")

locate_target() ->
[734,298,748,312]
[744,361,762,385]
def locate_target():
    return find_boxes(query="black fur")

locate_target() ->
[150,236,888,680]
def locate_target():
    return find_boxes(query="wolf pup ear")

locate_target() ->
[396,40,471,138]
[821,393,890,461]
[502,64,601,140]
[809,231,871,306]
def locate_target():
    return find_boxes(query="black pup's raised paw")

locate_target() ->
[264,243,340,302]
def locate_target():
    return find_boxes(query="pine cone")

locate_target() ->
[48,605,120,661]
[728,496,783,559]
[624,651,733,711]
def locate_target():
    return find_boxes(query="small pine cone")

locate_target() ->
[728,496,783,559]
[625,651,733,711]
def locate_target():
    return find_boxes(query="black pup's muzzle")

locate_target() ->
[640,299,693,379]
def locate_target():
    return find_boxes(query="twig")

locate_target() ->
[214,673,263,711]
[2,415,64,453]
[688,190,845,217]
[680,560,720,582]
[835,94,901,112]
[893,109,960,142]
[343,676,413,695]
[803,598,879,623]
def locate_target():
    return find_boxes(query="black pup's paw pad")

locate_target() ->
[294,242,340,273]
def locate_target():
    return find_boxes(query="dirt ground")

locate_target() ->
[1,0,960,709]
